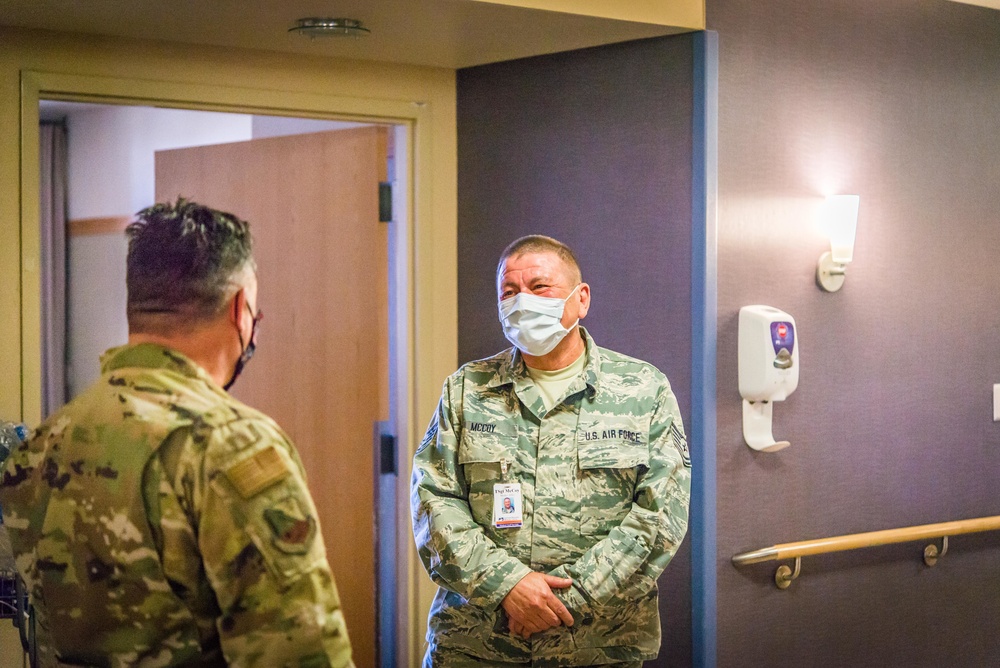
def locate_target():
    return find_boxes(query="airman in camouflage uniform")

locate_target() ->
[0,200,353,667]
[411,236,691,667]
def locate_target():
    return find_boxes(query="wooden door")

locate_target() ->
[156,127,389,667]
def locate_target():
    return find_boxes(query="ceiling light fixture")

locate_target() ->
[289,18,370,38]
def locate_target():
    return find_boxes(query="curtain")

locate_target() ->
[39,122,68,418]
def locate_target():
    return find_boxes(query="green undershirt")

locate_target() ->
[524,351,587,411]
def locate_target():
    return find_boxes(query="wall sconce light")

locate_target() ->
[816,194,860,292]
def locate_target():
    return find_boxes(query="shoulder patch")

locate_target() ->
[415,420,437,455]
[264,504,317,554]
[226,446,290,498]
[669,423,691,468]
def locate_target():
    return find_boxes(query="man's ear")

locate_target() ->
[577,283,591,319]
[230,288,246,326]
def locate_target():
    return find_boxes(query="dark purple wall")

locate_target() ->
[457,36,696,667]
[709,0,1000,666]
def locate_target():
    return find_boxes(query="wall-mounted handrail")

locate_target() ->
[732,514,1000,589]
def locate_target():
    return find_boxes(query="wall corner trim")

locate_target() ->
[690,29,719,668]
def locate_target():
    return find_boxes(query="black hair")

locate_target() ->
[126,198,255,333]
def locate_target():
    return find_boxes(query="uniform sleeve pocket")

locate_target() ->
[244,486,327,582]
[223,445,321,581]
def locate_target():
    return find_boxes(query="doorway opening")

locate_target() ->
[36,100,408,668]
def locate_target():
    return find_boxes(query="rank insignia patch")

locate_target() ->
[669,423,691,468]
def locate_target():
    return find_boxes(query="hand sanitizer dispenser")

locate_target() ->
[739,305,798,452]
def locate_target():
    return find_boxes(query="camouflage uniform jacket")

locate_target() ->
[411,328,691,665]
[0,344,353,667]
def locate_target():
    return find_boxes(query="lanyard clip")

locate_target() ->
[500,458,509,479]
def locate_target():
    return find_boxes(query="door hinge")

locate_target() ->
[379,433,397,474]
[378,182,392,223]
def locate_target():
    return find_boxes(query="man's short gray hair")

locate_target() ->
[496,235,582,285]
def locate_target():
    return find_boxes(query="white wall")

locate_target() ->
[251,115,366,139]
[64,104,252,397]
[61,106,381,398]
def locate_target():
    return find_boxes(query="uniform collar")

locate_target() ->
[100,343,214,384]
[487,326,602,396]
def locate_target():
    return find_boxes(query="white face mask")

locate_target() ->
[498,284,580,357]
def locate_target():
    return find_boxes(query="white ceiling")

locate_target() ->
[0,0,691,70]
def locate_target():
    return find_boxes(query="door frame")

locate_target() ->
[18,69,445,667]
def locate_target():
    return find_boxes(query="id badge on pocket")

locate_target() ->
[493,482,523,529]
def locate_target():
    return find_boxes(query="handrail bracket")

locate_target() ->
[923,536,948,567]
[775,557,801,590]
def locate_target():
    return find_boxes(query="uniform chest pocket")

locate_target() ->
[458,425,518,526]
[458,425,517,468]
[577,426,649,536]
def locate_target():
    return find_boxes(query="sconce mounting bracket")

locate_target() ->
[816,251,846,292]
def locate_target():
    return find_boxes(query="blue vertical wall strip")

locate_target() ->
[691,29,718,668]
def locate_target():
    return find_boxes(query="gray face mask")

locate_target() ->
[498,284,580,356]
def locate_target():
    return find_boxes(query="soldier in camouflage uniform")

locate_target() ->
[0,200,353,667]
[411,235,691,667]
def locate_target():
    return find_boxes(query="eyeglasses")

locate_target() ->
[246,302,264,324]
[246,303,263,342]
